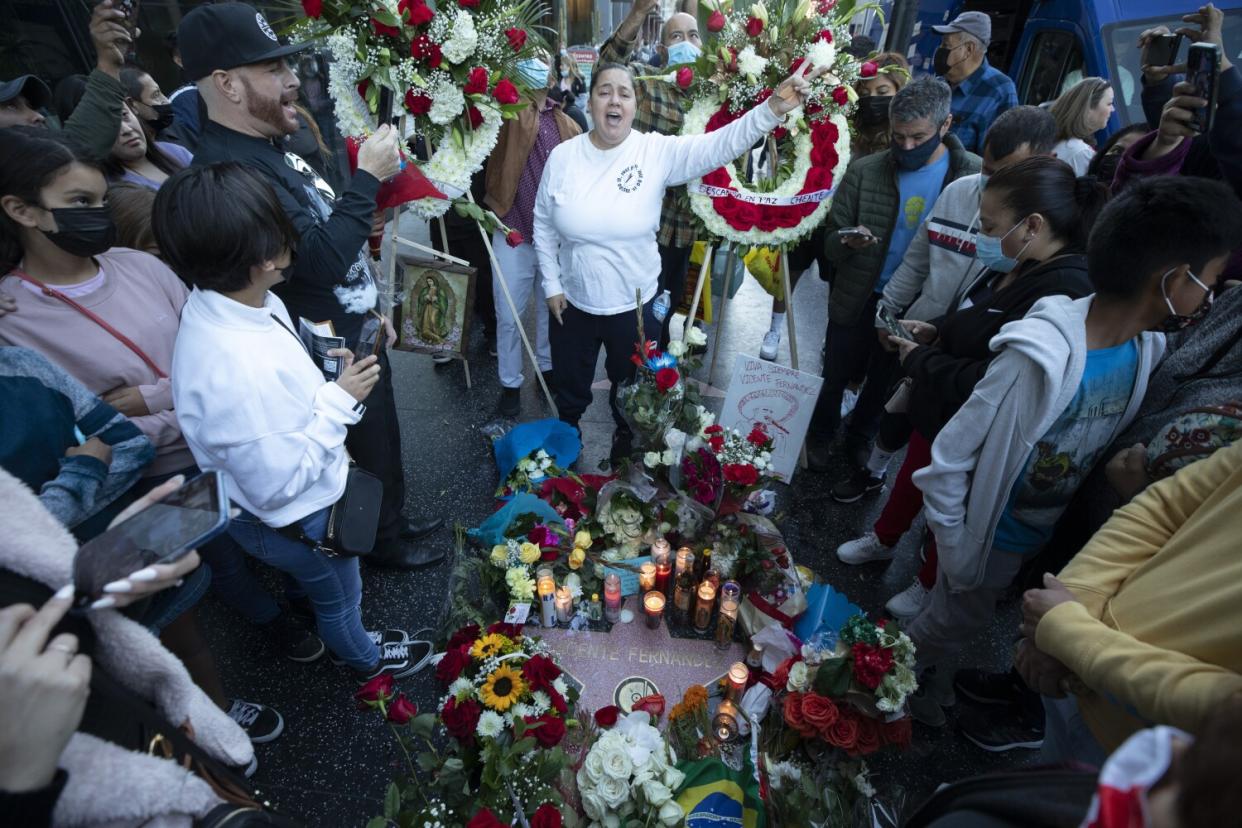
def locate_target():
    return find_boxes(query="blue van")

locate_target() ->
[862,0,1242,132]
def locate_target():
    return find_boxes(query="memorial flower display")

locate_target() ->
[576,710,685,827]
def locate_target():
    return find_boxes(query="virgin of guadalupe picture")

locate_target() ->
[393,256,476,358]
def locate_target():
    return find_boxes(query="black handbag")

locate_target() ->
[277,465,383,557]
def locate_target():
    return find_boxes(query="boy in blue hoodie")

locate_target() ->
[902,174,1242,726]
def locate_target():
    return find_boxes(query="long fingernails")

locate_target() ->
[129,568,159,582]
[103,580,133,594]
[54,584,75,600]
[90,596,117,610]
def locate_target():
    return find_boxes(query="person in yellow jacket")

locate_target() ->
[1018,439,1242,762]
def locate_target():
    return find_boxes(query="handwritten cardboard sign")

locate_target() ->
[719,355,824,482]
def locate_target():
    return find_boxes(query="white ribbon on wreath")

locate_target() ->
[682,97,851,247]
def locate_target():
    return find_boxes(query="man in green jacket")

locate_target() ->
[0,0,132,160]
[807,76,980,476]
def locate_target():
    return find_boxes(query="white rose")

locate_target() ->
[631,767,654,788]
[642,779,673,807]
[583,749,606,784]
[658,799,685,826]
[787,661,809,692]
[600,744,634,780]
[602,814,621,828]
[598,774,631,809]
[644,451,662,468]
[663,766,685,792]
[661,449,678,465]
[667,339,687,357]
[581,787,606,821]
[687,326,708,347]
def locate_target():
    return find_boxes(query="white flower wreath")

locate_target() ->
[681,97,851,247]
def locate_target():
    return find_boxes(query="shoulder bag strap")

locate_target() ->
[6,270,168,379]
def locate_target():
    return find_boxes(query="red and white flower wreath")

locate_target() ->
[682,96,851,247]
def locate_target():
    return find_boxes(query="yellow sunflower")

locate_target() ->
[480,663,526,711]
[470,633,510,661]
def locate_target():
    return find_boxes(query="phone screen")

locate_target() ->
[876,305,913,341]
[72,471,228,606]
[1187,44,1221,133]
[1145,33,1182,68]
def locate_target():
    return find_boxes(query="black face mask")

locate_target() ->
[857,95,892,128]
[145,103,175,132]
[40,206,117,258]
[933,45,963,77]
[891,129,943,171]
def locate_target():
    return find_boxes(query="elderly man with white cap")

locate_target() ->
[932,11,1018,153]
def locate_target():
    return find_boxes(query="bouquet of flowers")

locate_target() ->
[765,755,877,827]
[616,295,707,451]
[648,421,774,516]
[358,622,579,826]
[807,614,919,716]
[292,0,550,217]
[496,448,569,497]
[587,479,662,561]
[667,684,714,760]
[576,710,686,827]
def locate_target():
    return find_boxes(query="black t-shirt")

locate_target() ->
[192,121,382,345]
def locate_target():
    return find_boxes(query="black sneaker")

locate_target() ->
[830,467,885,503]
[226,699,285,744]
[352,639,434,683]
[499,386,520,417]
[330,629,410,666]
[267,614,326,663]
[958,702,1045,752]
[954,668,1028,706]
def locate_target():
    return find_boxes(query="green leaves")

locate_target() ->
[813,656,852,697]
[409,711,437,740]
[383,782,401,819]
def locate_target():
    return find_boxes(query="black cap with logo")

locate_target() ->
[178,2,309,81]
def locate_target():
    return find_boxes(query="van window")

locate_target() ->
[1019,30,1086,107]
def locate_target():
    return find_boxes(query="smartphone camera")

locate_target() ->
[1187,43,1221,134]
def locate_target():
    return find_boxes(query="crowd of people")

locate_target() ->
[0,0,1239,824]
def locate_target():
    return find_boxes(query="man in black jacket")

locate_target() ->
[181,3,443,569]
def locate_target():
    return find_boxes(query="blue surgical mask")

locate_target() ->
[666,41,701,66]
[977,173,989,190]
[975,217,1031,274]
[517,58,549,90]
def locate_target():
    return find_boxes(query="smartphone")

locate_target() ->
[839,226,880,242]
[72,471,228,608]
[117,0,140,33]
[1144,33,1182,68]
[377,86,395,128]
[1187,42,1221,134]
[876,304,913,341]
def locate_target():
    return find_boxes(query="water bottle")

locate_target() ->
[653,289,672,322]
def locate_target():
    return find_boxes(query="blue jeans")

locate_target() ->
[133,466,280,626]
[139,563,212,633]
[1040,695,1109,766]
[228,508,380,671]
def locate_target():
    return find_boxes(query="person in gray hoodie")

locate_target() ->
[896,176,1242,725]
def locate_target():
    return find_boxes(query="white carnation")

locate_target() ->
[448,677,473,699]
[428,78,465,126]
[476,710,504,739]
[737,46,768,79]
[807,38,837,70]
[440,10,478,65]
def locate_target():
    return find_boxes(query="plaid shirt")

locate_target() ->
[948,59,1018,155]
[599,33,698,249]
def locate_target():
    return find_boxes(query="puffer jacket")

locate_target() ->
[822,135,979,326]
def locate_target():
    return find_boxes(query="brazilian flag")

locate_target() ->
[674,754,766,828]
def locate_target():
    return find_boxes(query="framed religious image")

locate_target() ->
[393,255,476,359]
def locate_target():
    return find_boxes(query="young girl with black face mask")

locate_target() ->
[851,51,910,158]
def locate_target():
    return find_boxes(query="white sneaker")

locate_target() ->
[885,578,931,620]
[759,330,780,361]
[836,532,895,565]
[840,388,859,418]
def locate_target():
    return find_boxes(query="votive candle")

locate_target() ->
[554,586,573,625]
[715,581,740,650]
[603,573,622,623]
[638,562,657,592]
[675,546,695,576]
[712,699,739,743]
[536,566,556,627]
[693,579,717,633]
[653,545,673,594]
[642,591,666,629]
[726,662,749,702]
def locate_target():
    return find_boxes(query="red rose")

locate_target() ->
[707,10,726,32]
[356,79,371,100]
[817,29,834,43]
[594,705,621,728]
[521,654,562,692]
[493,78,520,105]
[723,463,758,486]
[782,692,806,730]
[410,34,438,62]
[702,167,731,188]
[816,0,836,12]
[705,425,724,435]
[400,0,434,25]
[372,17,400,37]
[435,644,470,685]
[747,424,769,446]
[772,126,788,141]
[540,548,558,561]
[301,0,322,17]
[488,622,523,638]
[506,27,527,51]
[730,200,762,231]
[676,67,694,89]
[386,693,418,724]
[464,67,490,95]
[441,696,481,742]
[824,714,859,749]
[788,57,806,77]
[801,692,840,733]
[883,717,913,748]
[467,105,485,129]
[355,674,395,706]
[745,16,764,37]
[655,367,680,392]
[546,686,568,715]
[851,642,894,690]
[632,693,665,718]
[467,809,506,828]
[860,60,878,78]
[754,87,773,105]
[852,715,883,755]
[459,0,480,6]
[523,713,567,747]
[404,90,432,116]
[531,803,562,828]
[447,623,480,651]
[832,86,850,106]
[426,43,443,68]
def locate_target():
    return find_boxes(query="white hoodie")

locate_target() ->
[914,294,1165,592]
[172,288,363,527]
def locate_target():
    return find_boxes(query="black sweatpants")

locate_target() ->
[345,349,405,546]
[550,298,659,433]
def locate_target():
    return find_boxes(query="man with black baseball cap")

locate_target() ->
[931,10,1017,154]
[0,75,50,129]
[185,3,445,571]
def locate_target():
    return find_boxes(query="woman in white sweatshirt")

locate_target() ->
[154,164,430,683]
[534,60,825,460]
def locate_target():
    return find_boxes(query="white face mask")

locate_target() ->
[516,59,549,90]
